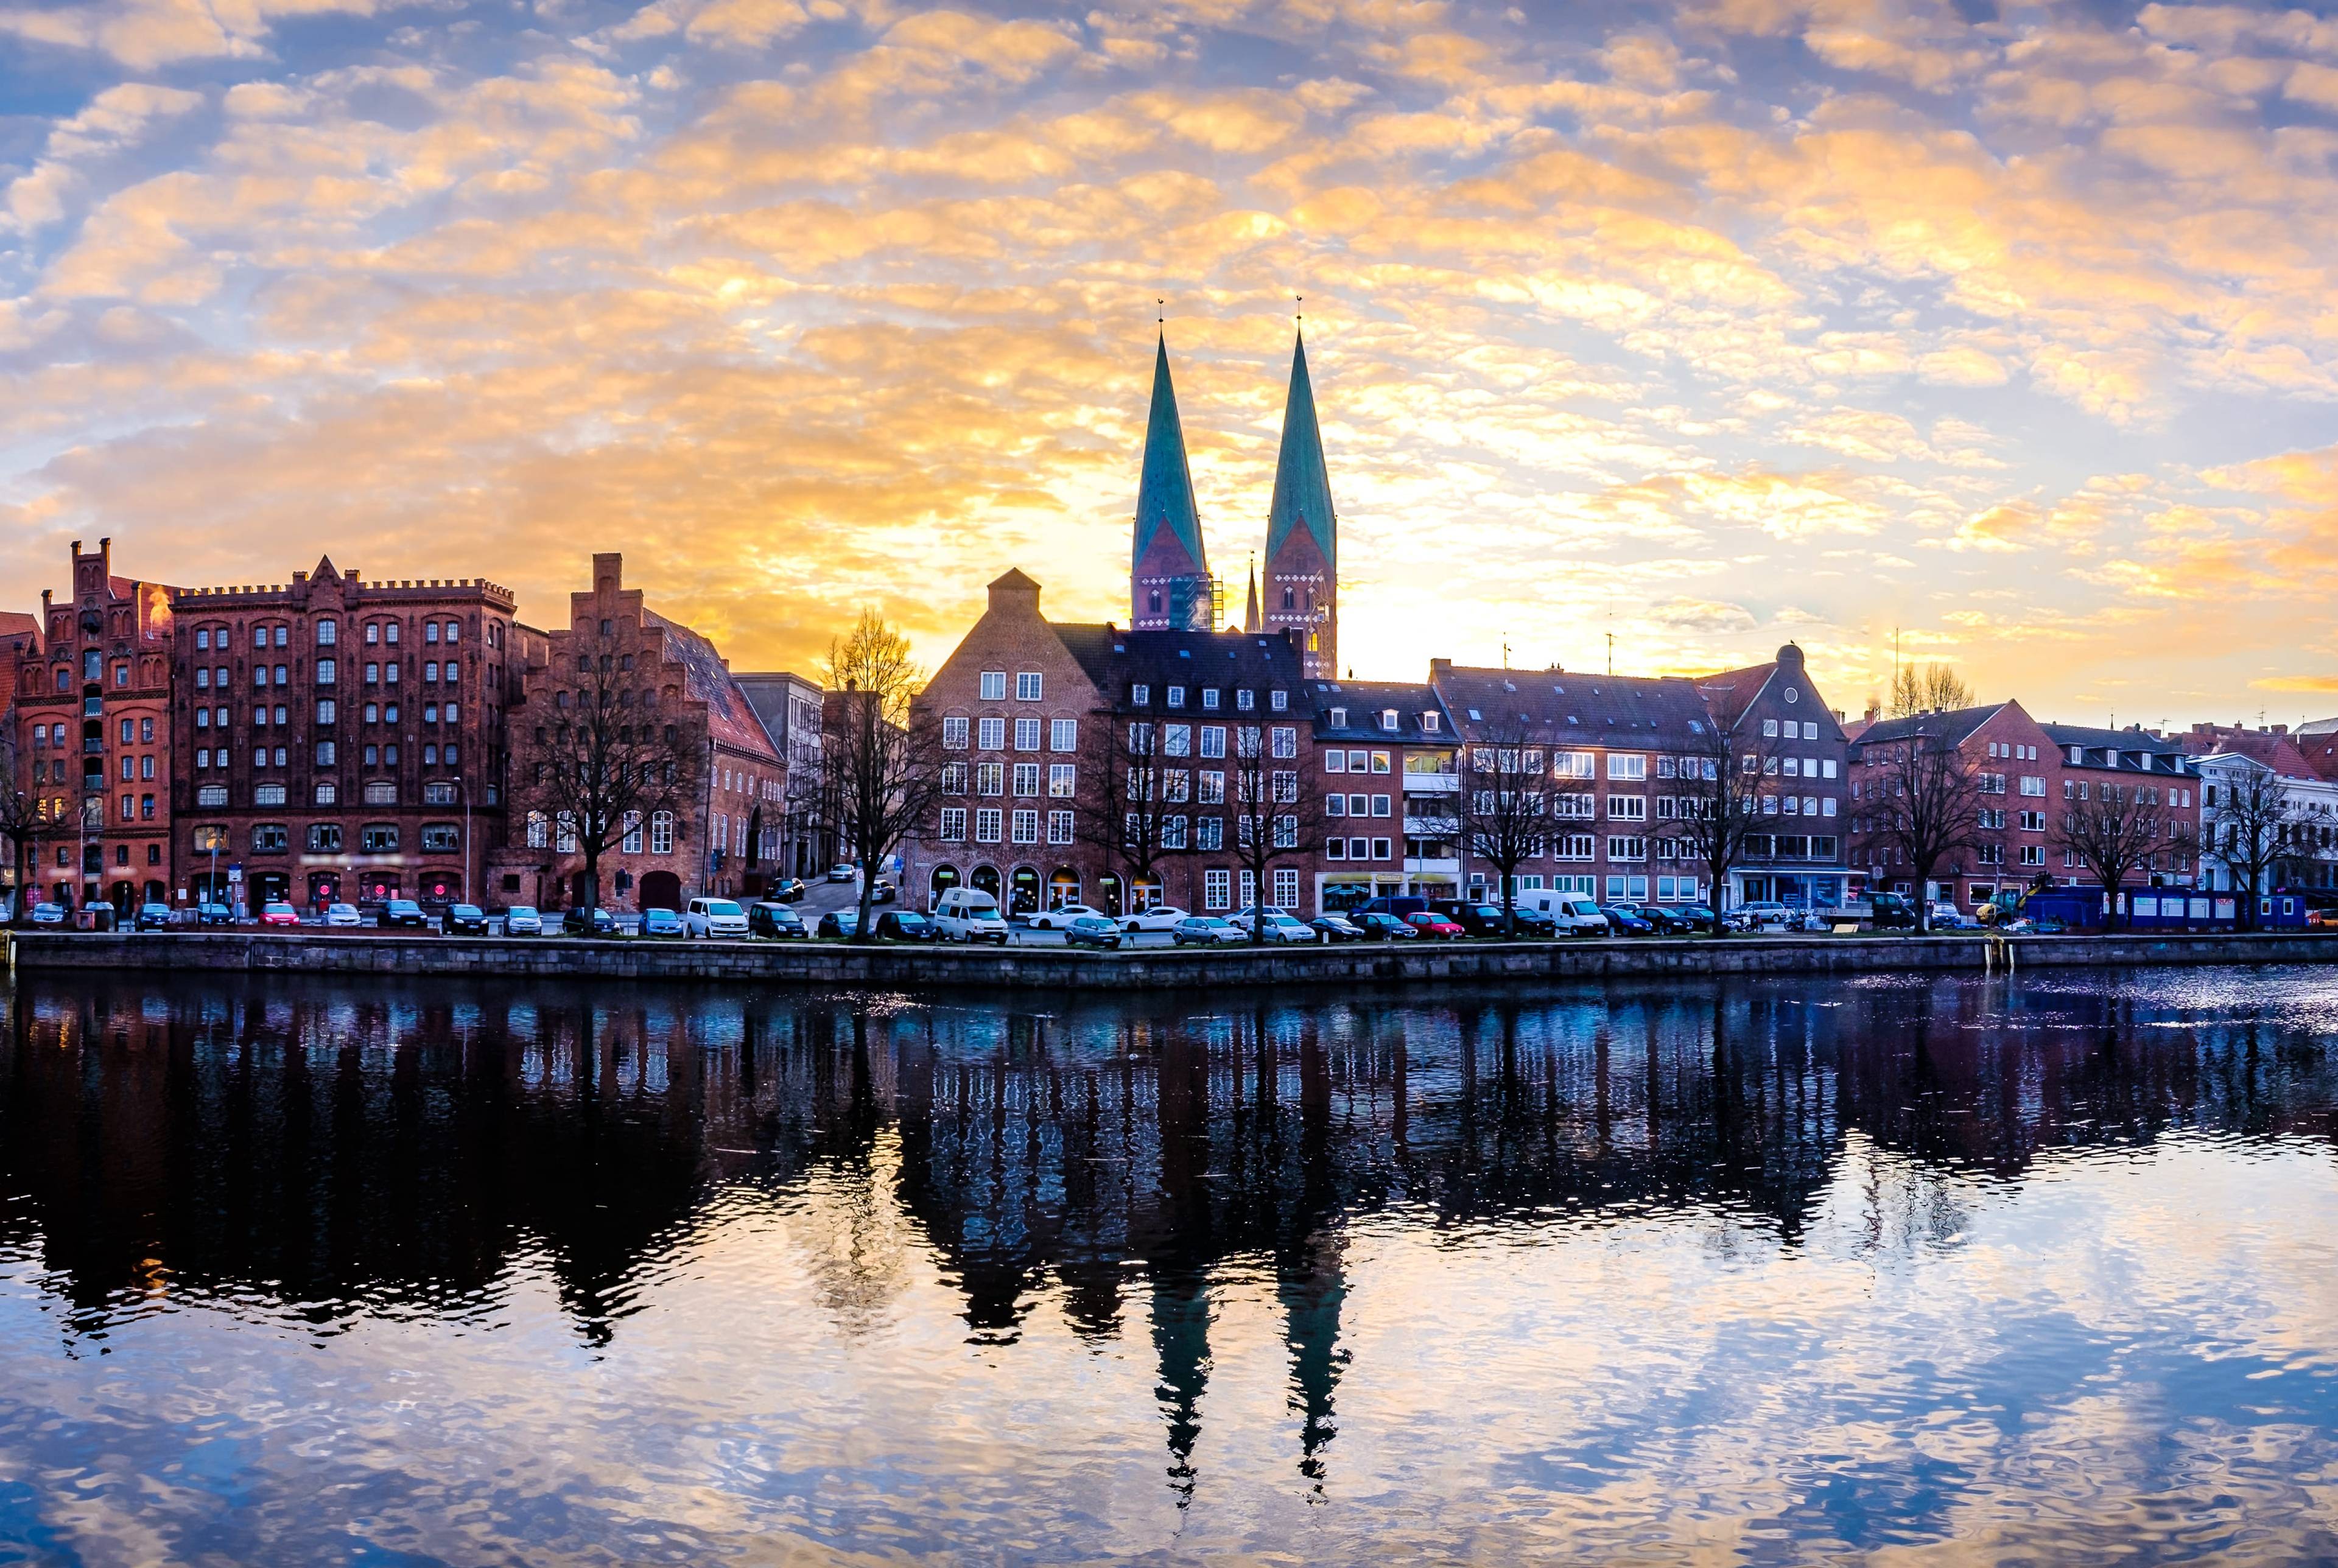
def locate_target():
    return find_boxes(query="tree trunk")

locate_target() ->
[852,851,876,942]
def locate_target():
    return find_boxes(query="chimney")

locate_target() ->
[1863,702,1879,724]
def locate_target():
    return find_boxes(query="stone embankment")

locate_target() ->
[7,929,2333,990]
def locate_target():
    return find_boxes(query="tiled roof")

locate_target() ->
[1308,679,1448,743]
[643,609,783,765]
[2183,727,2318,778]
[1432,665,1715,749]
[1062,625,1305,705]
[1848,704,2006,750]
[2040,722,2187,774]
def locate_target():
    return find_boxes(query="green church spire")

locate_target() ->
[1132,333,1208,576]
[1265,330,1335,572]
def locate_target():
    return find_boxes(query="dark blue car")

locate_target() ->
[1599,905,1655,936]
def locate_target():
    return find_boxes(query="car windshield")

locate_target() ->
[453,906,482,918]
[704,901,743,917]
[264,903,294,914]
[388,901,418,911]
[508,907,536,917]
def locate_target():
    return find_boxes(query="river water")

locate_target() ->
[1,966,2335,1564]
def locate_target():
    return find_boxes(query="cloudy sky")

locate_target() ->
[4,0,2337,724]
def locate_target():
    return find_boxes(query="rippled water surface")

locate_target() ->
[4,967,2337,1564]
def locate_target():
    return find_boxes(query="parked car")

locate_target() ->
[1405,911,1467,940]
[1357,895,1428,920]
[933,887,1011,945]
[1117,905,1191,934]
[325,902,364,928]
[1027,902,1110,933]
[135,902,174,930]
[444,903,490,936]
[1516,889,1609,936]
[770,877,808,903]
[195,901,234,927]
[29,901,67,927]
[1599,905,1655,936]
[748,901,808,939]
[1623,903,1697,936]
[1430,901,1508,937]
[1062,914,1123,950]
[1866,892,1918,930]
[259,901,301,928]
[876,909,936,941]
[683,897,749,939]
[1231,906,1317,943]
[1674,906,1720,933]
[1173,915,1245,946]
[642,907,686,938]
[563,906,618,937]
[381,898,432,931]
[827,864,858,883]
[1310,914,1366,942]
[869,878,898,905]
[502,905,542,936]
[1353,911,1420,941]
[818,909,860,939]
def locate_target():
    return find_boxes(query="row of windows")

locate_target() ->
[936,808,1077,845]
[191,618,472,653]
[941,716,1079,752]
[525,810,678,856]
[1760,719,1827,740]
[1324,707,1442,734]
[1325,837,1394,860]
[1128,683,1288,713]
[1325,793,1394,818]
[1128,723,1299,759]
[939,762,1077,797]
[190,780,456,808]
[26,718,159,747]
[189,822,464,854]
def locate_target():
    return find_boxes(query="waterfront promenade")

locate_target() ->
[10,928,2334,990]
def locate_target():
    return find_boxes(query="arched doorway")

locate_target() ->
[970,864,1001,900]
[108,880,136,913]
[1008,866,1041,915]
[641,870,682,911]
[142,879,166,905]
[1095,872,1121,915]
[1048,867,1079,908]
[357,872,401,904]
[308,872,341,908]
[419,870,458,905]
[929,864,960,910]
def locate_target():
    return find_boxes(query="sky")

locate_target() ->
[4,0,2338,728]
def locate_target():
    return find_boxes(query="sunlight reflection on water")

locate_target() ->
[1,965,2335,1563]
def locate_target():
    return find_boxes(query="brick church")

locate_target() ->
[903,329,1341,915]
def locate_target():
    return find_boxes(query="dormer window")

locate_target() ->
[1329,707,1347,728]
[1381,710,1399,732]
[1167,685,1185,709]
[1202,688,1220,710]
[1423,712,1441,732]
[1131,683,1150,706]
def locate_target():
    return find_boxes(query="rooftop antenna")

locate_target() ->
[1501,634,1511,669]
[1606,629,1615,677]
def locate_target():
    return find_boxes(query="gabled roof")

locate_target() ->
[1062,625,1304,702]
[2183,727,2318,778]
[1308,679,1448,743]
[1431,664,1715,750]
[643,609,783,765]
[1265,331,1335,571]
[1131,334,1207,575]
[0,610,40,650]
[1848,704,2006,750]
[2040,722,2188,775]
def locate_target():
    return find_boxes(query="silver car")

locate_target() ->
[503,906,543,936]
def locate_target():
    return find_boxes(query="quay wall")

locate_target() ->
[7,929,2336,990]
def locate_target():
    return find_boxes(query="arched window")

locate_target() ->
[526,811,549,849]
[649,810,675,855]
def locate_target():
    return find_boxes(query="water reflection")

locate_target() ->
[2,968,2336,1560]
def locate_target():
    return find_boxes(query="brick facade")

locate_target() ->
[15,541,177,913]
[168,557,516,910]
[495,553,782,913]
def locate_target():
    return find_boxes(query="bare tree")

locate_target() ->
[1445,720,1547,937]
[2054,777,2168,929]
[1073,697,1189,914]
[1889,662,1974,718]
[1224,715,1321,943]
[1860,726,1986,934]
[1673,695,1786,936]
[824,609,944,943]
[0,716,34,923]
[519,640,695,925]
[2202,764,2293,929]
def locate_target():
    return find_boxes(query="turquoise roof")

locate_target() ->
[1265,332,1335,570]
[1132,334,1207,573]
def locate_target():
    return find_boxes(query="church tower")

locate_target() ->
[1130,334,1216,631]
[1262,330,1336,678]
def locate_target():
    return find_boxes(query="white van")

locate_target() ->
[683,897,748,938]
[1518,889,1609,936]
[933,887,1011,945]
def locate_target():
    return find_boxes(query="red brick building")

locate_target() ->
[0,609,44,913]
[14,541,177,913]
[167,557,518,910]
[1305,680,1456,911]
[904,569,1316,916]
[496,553,783,912]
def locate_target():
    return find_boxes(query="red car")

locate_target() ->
[258,901,301,928]
[1405,911,1466,940]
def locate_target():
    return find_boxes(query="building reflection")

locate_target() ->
[2,972,2333,1491]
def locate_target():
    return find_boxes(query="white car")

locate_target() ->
[683,897,749,938]
[1025,902,1109,932]
[325,902,363,928]
[1117,905,1191,933]
[827,864,858,883]
[1230,906,1318,943]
